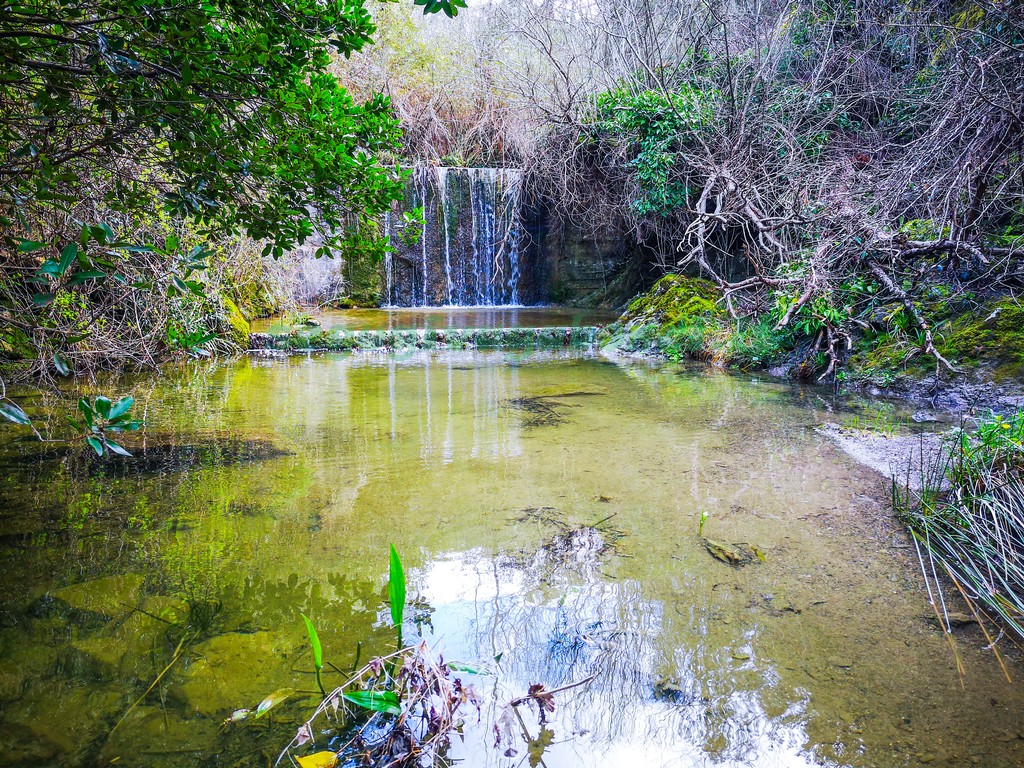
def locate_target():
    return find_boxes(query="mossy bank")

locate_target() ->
[601,274,1024,410]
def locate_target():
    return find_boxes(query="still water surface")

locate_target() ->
[0,349,1021,767]
[253,306,619,333]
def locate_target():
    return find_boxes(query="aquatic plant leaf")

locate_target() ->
[108,396,134,420]
[343,689,401,715]
[388,544,406,628]
[222,708,250,726]
[77,398,94,428]
[255,687,294,718]
[301,613,323,670]
[447,661,486,674]
[297,752,338,768]
[85,436,104,456]
[0,403,31,426]
[104,439,132,457]
[94,396,112,419]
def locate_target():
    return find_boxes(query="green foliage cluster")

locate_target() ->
[1,0,403,258]
[593,86,717,216]
[951,410,1024,486]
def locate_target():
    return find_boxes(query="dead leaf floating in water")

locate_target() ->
[702,538,766,567]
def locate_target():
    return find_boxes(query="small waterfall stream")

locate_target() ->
[384,166,525,307]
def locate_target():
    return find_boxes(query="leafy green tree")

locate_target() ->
[0,0,464,445]
[1,0,404,257]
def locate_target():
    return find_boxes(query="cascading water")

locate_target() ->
[383,166,525,307]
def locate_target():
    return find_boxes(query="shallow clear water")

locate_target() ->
[252,306,619,333]
[0,350,1021,768]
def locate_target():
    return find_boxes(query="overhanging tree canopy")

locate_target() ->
[0,0,404,256]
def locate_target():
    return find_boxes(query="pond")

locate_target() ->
[253,306,619,333]
[0,348,1021,768]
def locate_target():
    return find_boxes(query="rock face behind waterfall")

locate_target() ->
[384,166,540,307]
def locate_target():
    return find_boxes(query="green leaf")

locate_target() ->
[18,240,47,253]
[78,398,94,429]
[388,544,406,628]
[38,260,63,277]
[107,419,142,432]
[108,396,134,420]
[68,270,107,285]
[301,613,323,670]
[85,436,104,456]
[53,353,70,376]
[32,292,55,307]
[0,403,31,426]
[94,396,112,419]
[92,222,115,243]
[447,661,486,674]
[57,243,79,275]
[343,690,401,715]
[104,439,132,457]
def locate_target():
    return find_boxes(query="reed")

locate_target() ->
[894,411,1024,660]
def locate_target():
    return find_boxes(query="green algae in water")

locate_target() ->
[0,349,1023,767]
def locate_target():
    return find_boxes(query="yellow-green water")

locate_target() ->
[253,306,619,333]
[0,349,1021,767]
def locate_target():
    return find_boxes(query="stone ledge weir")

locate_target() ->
[248,326,599,353]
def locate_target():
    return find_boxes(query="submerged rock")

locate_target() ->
[0,661,25,702]
[100,705,220,767]
[70,597,185,681]
[702,539,764,567]
[172,630,294,716]
[0,724,60,765]
[51,573,146,620]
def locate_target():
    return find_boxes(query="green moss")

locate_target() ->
[0,326,36,360]
[335,253,384,307]
[846,333,927,385]
[221,297,250,349]
[938,300,1024,381]
[622,274,723,326]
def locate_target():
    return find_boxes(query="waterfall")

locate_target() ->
[415,166,430,306]
[383,166,526,307]
[437,167,454,305]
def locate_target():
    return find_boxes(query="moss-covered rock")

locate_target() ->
[257,326,598,352]
[172,630,293,716]
[221,297,251,349]
[601,274,723,355]
[601,274,796,369]
[938,300,1024,381]
[622,274,723,326]
[0,326,35,360]
[51,573,146,620]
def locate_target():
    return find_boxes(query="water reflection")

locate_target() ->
[253,306,619,333]
[417,545,818,768]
